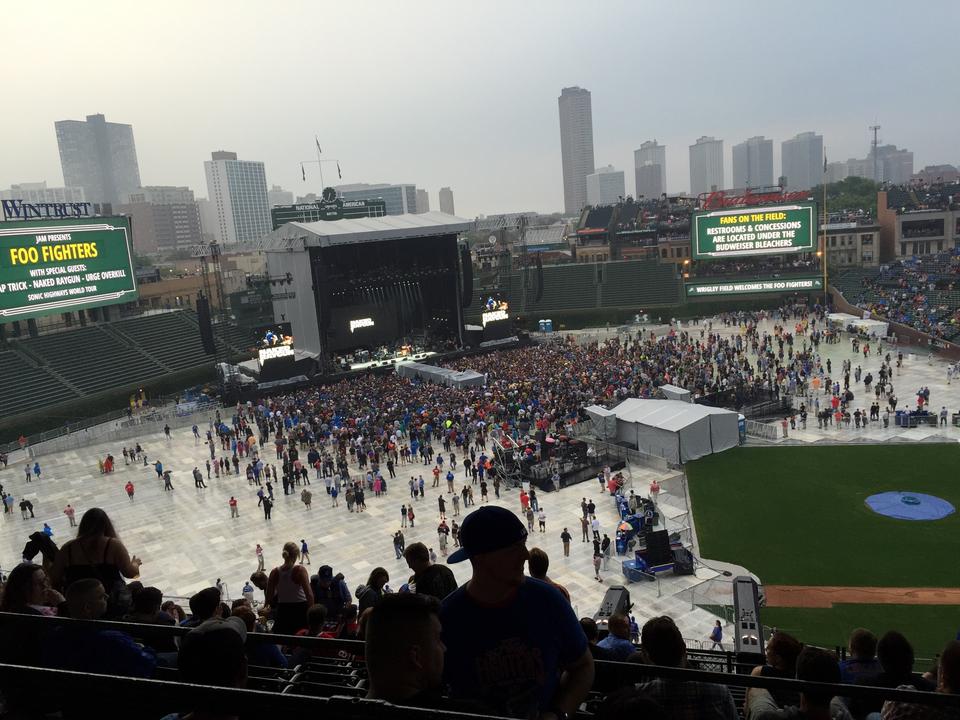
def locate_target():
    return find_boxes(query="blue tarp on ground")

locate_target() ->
[866,491,955,521]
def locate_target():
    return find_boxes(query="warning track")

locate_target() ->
[764,585,960,609]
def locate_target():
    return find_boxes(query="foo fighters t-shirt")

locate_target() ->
[440,578,586,718]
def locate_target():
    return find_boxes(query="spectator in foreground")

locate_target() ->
[635,615,738,720]
[161,615,248,720]
[49,507,142,616]
[880,639,959,720]
[403,542,458,601]
[182,587,222,628]
[42,578,156,678]
[440,505,594,718]
[839,628,881,686]
[580,617,618,661]
[527,547,571,603]
[745,646,851,720]
[753,631,804,708]
[596,613,636,661]
[365,593,445,706]
[849,631,934,718]
[356,567,390,613]
[309,565,351,619]
[0,563,58,616]
[265,541,313,635]
[232,605,288,668]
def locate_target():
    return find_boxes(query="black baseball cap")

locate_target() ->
[448,506,528,563]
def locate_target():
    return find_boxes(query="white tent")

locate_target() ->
[659,384,692,403]
[584,405,617,440]
[849,318,889,337]
[607,398,739,464]
[827,312,858,328]
[396,362,485,389]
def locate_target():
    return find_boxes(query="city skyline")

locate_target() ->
[2,1,958,218]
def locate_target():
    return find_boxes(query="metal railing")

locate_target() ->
[0,613,956,716]
[2,400,223,462]
[744,419,780,440]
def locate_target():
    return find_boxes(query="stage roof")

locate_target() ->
[265,211,473,249]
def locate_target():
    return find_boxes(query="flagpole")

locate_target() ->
[316,137,325,191]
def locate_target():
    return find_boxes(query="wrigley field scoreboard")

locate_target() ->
[0,216,138,321]
[692,202,816,259]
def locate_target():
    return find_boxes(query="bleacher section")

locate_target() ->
[582,205,614,230]
[0,350,79,411]
[601,261,682,307]
[111,312,216,373]
[0,311,254,416]
[1,613,957,720]
[18,326,167,398]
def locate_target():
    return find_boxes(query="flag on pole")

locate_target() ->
[315,136,322,154]
[301,163,306,182]
[337,162,342,179]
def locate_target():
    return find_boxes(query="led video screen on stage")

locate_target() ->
[692,203,816,260]
[0,216,138,320]
[315,234,460,355]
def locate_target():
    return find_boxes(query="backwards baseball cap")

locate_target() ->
[178,616,247,685]
[447,506,528,563]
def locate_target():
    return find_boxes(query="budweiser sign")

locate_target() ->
[701,190,810,209]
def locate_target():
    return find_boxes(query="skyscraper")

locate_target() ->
[334,183,417,215]
[781,132,824,191]
[689,136,724,197]
[203,151,272,245]
[55,113,141,205]
[116,186,202,254]
[416,188,430,213]
[732,136,774,189]
[634,140,666,198]
[439,187,455,215]
[586,166,625,206]
[558,87,595,215]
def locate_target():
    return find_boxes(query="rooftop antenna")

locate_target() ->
[870,124,881,183]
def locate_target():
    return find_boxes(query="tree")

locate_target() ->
[809,177,880,217]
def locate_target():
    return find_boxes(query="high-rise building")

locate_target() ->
[123,186,195,205]
[689,136,724,197]
[203,151,272,245]
[558,86,595,215]
[55,113,141,205]
[267,185,294,207]
[634,140,666,198]
[586,166,625,206]
[335,183,417,215]
[416,189,430,213]
[781,132,823,191]
[116,186,202,254]
[732,136,774,189]
[877,145,914,185]
[439,187,455,215]
[1,182,86,204]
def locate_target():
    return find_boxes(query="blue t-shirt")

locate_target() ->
[596,634,635,661]
[440,578,586,718]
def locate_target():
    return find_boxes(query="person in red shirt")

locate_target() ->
[229,496,239,518]
[519,490,529,512]
[124,481,135,501]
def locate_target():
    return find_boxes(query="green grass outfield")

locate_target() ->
[686,445,960,656]
[760,604,957,661]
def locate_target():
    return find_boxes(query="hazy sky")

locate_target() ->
[2,0,958,218]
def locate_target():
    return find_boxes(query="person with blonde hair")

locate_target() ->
[265,541,313,635]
